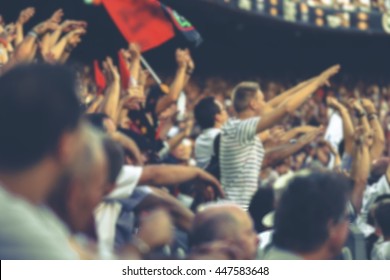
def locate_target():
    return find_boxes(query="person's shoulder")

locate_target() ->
[263,246,302,260]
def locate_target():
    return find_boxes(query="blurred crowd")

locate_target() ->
[0,7,390,261]
[304,0,389,12]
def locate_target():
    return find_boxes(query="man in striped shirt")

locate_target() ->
[220,65,341,209]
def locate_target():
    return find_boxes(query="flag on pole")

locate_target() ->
[101,0,202,51]
[101,0,175,52]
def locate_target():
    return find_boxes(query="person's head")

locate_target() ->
[274,158,292,176]
[194,97,228,130]
[189,203,259,259]
[374,199,390,239]
[48,125,108,233]
[232,82,266,116]
[0,64,82,173]
[368,157,390,186]
[248,187,275,233]
[170,138,193,162]
[273,170,351,259]
[85,113,117,134]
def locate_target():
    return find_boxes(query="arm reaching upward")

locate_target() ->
[256,65,341,134]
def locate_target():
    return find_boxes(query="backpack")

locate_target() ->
[205,133,221,181]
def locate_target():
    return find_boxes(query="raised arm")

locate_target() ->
[137,187,194,232]
[267,77,317,108]
[129,44,142,86]
[278,125,320,143]
[350,127,370,213]
[361,98,385,161]
[48,27,86,62]
[327,96,355,155]
[100,57,121,122]
[156,49,188,115]
[109,131,143,166]
[14,7,36,46]
[11,20,58,65]
[139,165,224,198]
[256,65,340,134]
[263,128,323,168]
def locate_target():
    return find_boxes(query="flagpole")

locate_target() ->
[140,55,162,85]
[140,55,187,120]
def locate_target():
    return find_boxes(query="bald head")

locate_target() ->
[190,204,259,259]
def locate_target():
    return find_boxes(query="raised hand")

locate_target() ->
[348,98,365,115]
[175,48,187,68]
[49,9,64,24]
[17,7,35,25]
[138,69,150,87]
[318,64,341,87]
[196,168,225,199]
[66,27,86,47]
[33,20,59,36]
[127,86,143,98]
[326,96,341,109]
[184,48,195,71]
[122,95,145,110]
[361,98,377,114]
[61,20,87,32]
[103,57,120,82]
[128,43,141,59]
[299,126,324,143]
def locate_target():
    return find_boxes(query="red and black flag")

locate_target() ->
[101,0,202,51]
[160,3,203,48]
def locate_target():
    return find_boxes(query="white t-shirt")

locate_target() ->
[94,165,143,258]
[257,229,274,260]
[0,186,78,260]
[371,239,390,260]
[194,128,221,169]
[357,175,390,237]
[325,110,343,152]
[220,117,264,210]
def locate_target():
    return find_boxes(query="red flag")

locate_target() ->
[93,60,106,93]
[118,51,130,89]
[102,0,175,52]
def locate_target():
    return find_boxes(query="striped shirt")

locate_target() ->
[220,117,264,210]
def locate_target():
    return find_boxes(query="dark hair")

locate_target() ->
[194,97,221,130]
[248,187,275,233]
[85,113,110,132]
[0,64,81,171]
[374,200,390,237]
[273,171,351,253]
[102,137,124,184]
[367,158,390,186]
[189,212,238,248]
[232,82,259,113]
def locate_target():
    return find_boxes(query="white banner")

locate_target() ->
[1,260,389,280]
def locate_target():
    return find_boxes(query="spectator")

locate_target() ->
[265,171,352,260]
[194,96,228,169]
[371,199,390,259]
[220,66,339,209]
[0,64,83,259]
[189,203,259,259]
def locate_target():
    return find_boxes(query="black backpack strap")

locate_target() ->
[213,133,221,157]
